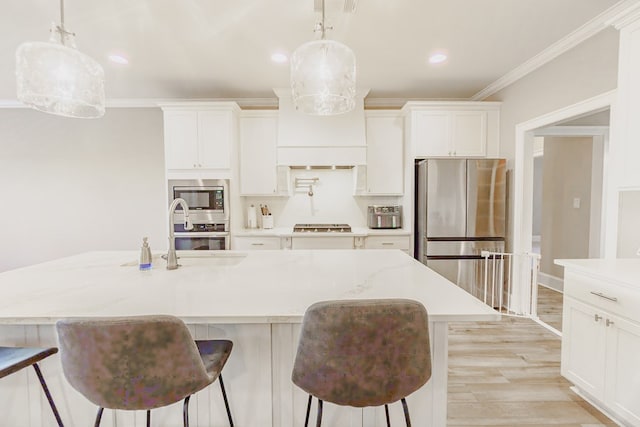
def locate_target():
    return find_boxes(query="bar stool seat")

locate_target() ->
[0,346,64,427]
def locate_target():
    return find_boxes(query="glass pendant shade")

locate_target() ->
[16,25,105,118]
[291,39,356,116]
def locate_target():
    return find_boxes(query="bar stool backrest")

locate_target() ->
[56,315,212,410]
[292,299,431,407]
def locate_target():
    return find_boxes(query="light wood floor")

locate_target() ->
[537,285,564,332]
[447,316,616,426]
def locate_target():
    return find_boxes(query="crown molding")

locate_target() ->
[470,0,640,101]
[606,0,640,29]
[0,98,280,110]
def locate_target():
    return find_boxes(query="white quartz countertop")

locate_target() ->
[555,258,640,288]
[233,227,411,237]
[0,250,498,325]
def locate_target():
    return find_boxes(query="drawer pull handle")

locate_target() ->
[606,318,615,327]
[251,243,264,246]
[381,242,394,246]
[594,314,602,322]
[590,291,618,302]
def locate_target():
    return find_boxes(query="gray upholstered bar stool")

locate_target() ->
[0,346,65,426]
[292,299,431,427]
[56,315,234,427]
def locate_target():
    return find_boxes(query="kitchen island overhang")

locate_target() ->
[0,250,499,427]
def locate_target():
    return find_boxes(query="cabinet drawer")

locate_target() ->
[364,235,410,250]
[564,271,640,324]
[233,237,281,250]
[291,236,354,250]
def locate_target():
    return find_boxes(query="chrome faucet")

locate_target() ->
[166,198,193,270]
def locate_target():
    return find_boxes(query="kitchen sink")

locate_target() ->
[120,252,247,267]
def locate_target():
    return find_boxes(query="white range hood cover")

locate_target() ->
[274,88,369,166]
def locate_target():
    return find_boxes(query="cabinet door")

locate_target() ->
[366,115,404,194]
[617,19,640,189]
[451,111,487,157]
[198,110,231,170]
[413,112,450,157]
[240,115,278,195]
[164,111,199,169]
[605,314,640,425]
[561,297,606,399]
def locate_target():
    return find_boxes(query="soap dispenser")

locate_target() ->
[139,237,152,271]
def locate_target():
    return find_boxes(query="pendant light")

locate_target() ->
[290,0,356,116]
[15,0,105,118]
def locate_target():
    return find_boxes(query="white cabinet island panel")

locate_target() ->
[0,250,499,427]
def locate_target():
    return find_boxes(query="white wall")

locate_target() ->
[0,108,167,272]
[540,137,593,278]
[488,27,619,251]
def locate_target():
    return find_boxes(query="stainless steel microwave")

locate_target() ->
[168,179,229,225]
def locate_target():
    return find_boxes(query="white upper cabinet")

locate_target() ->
[613,17,640,189]
[239,111,289,196]
[361,111,404,195]
[403,102,501,158]
[161,102,239,177]
[240,112,277,195]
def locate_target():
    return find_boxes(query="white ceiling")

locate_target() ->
[0,0,622,103]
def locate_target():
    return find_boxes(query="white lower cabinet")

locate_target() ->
[233,236,281,250]
[562,278,640,426]
[364,235,411,253]
[291,236,354,250]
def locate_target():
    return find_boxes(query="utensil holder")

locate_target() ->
[262,215,274,229]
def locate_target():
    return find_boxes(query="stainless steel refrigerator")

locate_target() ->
[415,158,507,298]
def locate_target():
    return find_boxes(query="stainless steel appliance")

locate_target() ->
[415,158,507,297]
[168,179,230,250]
[293,224,352,232]
[168,179,229,225]
[173,223,229,251]
[367,205,402,229]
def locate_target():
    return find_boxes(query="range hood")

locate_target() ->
[274,88,369,166]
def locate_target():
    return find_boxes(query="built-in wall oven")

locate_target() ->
[168,179,229,250]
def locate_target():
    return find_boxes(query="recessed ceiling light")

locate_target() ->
[428,53,448,65]
[108,54,129,65]
[271,52,288,63]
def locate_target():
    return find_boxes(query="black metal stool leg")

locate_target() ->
[385,404,391,427]
[183,395,191,427]
[304,395,312,427]
[218,374,234,427]
[94,407,104,427]
[316,399,323,427]
[146,409,151,427]
[401,398,411,427]
[32,363,64,427]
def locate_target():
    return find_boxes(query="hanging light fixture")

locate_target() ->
[15,0,105,118]
[290,0,356,116]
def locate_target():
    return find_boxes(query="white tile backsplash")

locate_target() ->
[240,169,402,229]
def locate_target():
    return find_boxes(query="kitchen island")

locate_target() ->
[0,250,499,427]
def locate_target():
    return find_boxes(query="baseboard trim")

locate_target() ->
[538,272,564,292]
[569,386,628,426]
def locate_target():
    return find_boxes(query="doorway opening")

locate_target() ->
[512,91,615,333]
[531,113,609,332]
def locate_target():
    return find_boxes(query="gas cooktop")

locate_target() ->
[293,224,352,233]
